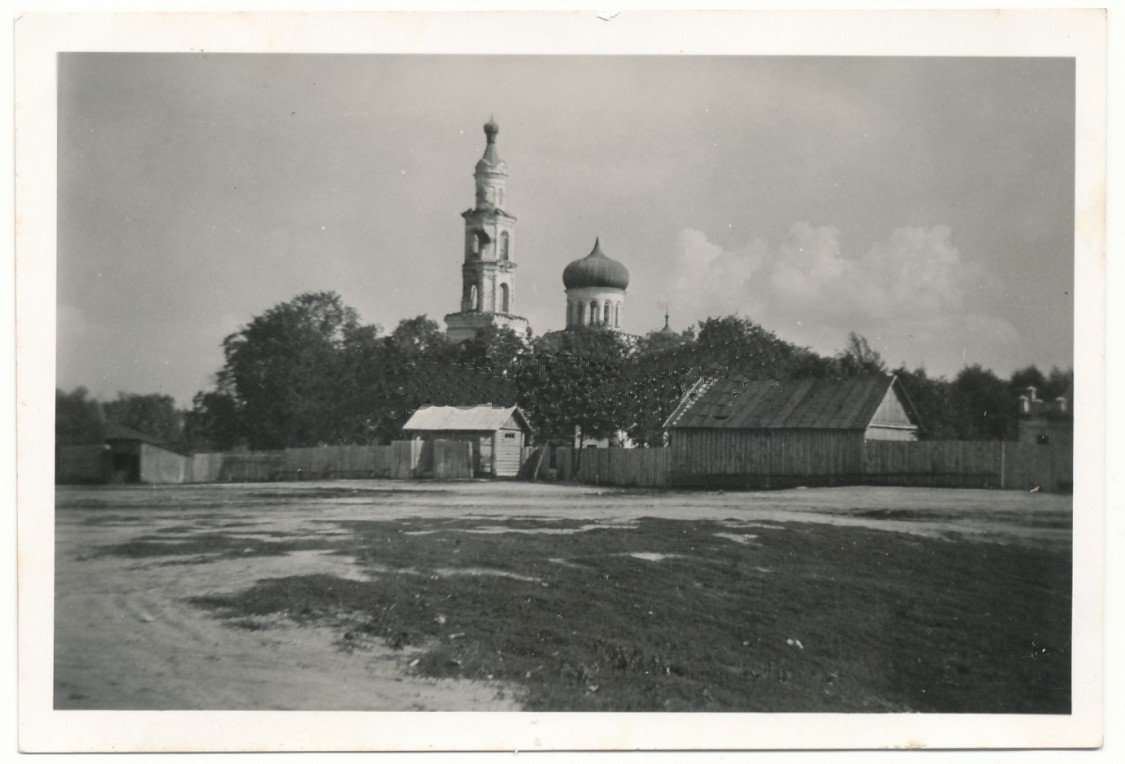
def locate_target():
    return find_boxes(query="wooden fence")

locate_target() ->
[537,439,1070,492]
[862,440,1063,491]
[186,440,468,484]
[519,446,670,487]
[56,444,111,484]
[284,445,393,479]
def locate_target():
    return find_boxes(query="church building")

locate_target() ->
[444,118,531,343]
[445,119,637,343]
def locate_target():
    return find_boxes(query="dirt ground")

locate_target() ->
[53,480,1072,711]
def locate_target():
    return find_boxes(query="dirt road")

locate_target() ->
[54,481,1071,710]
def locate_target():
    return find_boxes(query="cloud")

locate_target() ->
[670,223,1019,374]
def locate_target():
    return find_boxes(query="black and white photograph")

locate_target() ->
[14,8,1108,754]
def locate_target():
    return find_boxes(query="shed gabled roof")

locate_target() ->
[100,423,193,456]
[664,375,919,431]
[103,422,168,446]
[402,405,530,433]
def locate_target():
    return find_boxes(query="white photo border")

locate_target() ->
[15,8,1107,753]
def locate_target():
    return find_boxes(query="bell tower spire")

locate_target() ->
[445,118,531,344]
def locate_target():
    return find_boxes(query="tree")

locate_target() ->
[389,315,450,356]
[457,325,526,375]
[1045,366,1074,401]
[835,332,886,376]
[102,392,184,445]
[1008,364,1048,398]
[184,390,245,451]
[891,366,957,440]
[619,348,691,447]
[212,291,363,449]
[330,315,521,445]
[1009,364,1072,403]
[55,387,105,444]
[635,324,693,355]
[691,316,813,380]
[513,327,632,445]
[950,364,1015,440]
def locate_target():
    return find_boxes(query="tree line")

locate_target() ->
[56,291,1073,452]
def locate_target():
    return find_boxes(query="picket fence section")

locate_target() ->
[861,440,1062,490]
[861,440,1001,488]
[538,440,1069,492]
[188,440,467,484]
[518,446,670,487]
[121,437,1066,492]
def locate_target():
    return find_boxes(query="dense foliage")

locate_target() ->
[55,388,187,448]
[57,292,1074,451]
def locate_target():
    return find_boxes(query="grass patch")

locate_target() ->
[90,532,337,562]
[247,487,447,500]
[843,507,1073,530]
[190,517,1070,713]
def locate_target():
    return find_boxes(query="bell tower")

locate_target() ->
[445,118,530,343]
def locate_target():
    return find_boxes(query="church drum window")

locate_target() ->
[603,300,611,325]
[589,300,598,325]
[500,231,510,261]
[500,283,510,314]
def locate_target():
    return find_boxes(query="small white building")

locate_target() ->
[401,404,532,478]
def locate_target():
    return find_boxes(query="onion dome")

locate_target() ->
[657,311,676,337]
[475,117,507,175]
[563,238,630,290]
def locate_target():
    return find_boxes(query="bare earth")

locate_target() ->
[54,481,1072,710]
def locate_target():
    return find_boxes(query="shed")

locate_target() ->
[401,405,532,477]
[1016,383,1073,490]
[56,423,192,484]
[663,375,922,488]
[103,423,192,483]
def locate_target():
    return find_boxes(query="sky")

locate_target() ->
[57,54,1075,407]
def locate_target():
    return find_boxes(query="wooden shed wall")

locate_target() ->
[493,427,525,477]
[864,424,919,441]
[139,443,191,484]
[669,428,863,487]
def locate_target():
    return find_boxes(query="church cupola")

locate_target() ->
[564,238,629,331]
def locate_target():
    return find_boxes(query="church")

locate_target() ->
[444,119,637,343]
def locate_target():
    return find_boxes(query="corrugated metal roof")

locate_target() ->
[402,405,529,433]
[664,375,911,431]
